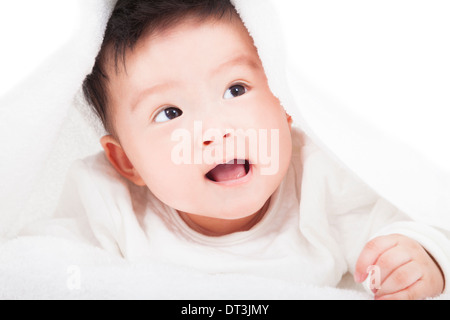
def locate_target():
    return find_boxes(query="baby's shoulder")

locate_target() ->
[292,128,379,209]
[65,152,135,199]
[291,127,344,177]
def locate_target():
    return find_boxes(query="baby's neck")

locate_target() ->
[177,200,271,237]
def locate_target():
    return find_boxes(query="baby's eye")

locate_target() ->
[154,107,183,123]
[223,84,248,99]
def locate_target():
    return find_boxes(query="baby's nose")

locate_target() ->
[203,131,231,147]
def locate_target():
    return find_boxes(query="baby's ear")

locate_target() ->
[285,111,293,130]
[100,135,146,187]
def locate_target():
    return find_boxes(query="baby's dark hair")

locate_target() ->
[83,0,239,136]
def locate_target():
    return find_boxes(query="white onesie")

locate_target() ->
[27,127,450,292]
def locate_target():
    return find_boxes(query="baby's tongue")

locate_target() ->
[208,160,247,182]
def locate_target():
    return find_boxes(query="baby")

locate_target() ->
[77,0,448,299]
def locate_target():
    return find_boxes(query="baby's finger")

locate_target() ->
[355,235,399,282]
[375,280,427,300]
[375,261,423,298]
[375,246,413,284]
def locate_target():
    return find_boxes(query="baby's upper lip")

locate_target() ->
[215,157,252,166]
[222,159,247,165]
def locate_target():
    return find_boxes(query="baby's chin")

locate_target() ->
[224,200,270,220]
[179,196,271,221]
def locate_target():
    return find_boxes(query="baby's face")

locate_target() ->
[105,17,292,221]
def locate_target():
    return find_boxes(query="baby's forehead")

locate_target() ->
[109,17,260,82]
[108,14,251,73]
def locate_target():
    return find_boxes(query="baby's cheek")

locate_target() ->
[144,163,199,206]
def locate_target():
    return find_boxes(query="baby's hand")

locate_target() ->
[354,234,444,300]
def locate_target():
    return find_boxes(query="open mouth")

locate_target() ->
[205,159,251,183]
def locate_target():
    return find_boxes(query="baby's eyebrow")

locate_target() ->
[131,81,179,113]
[211,54,262,76]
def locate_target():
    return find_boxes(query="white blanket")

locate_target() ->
[1,0,449,300]
[0,236,370,300]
